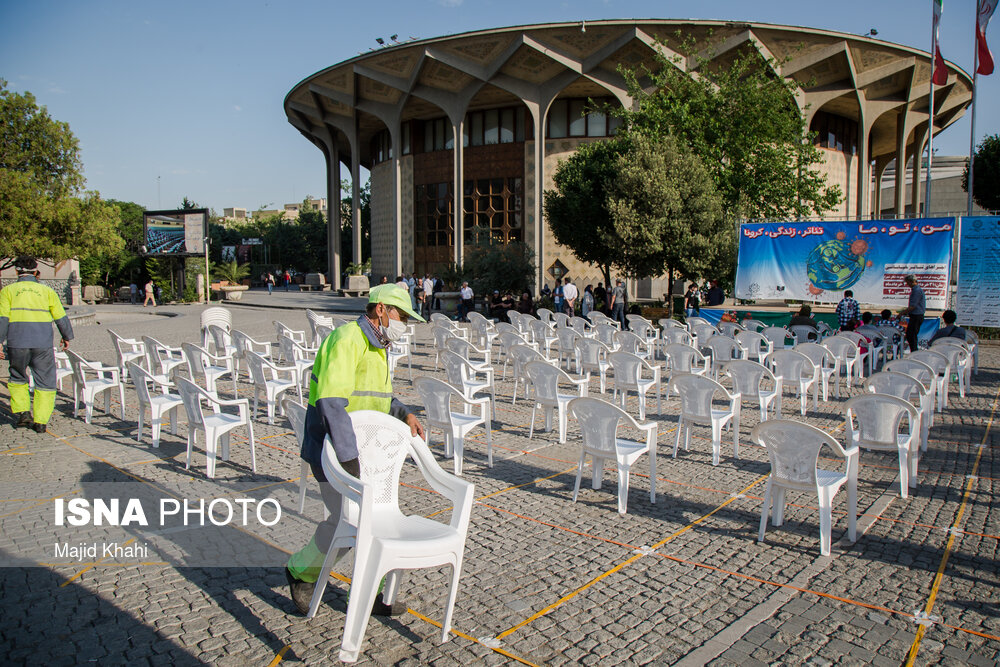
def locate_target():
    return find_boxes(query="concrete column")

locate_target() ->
[326,142,342,290]
[528,102,546,296]
[451,119,465,267]
[893,111,909,217]
[909,127,928,217]
[872,156,893,218]
[856,114,870,219]
[351,142,362,267]
[390,123,403,277]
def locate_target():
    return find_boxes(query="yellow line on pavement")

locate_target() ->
[60,537,138,587]
[904,384,999,666]
[266,644,291,666]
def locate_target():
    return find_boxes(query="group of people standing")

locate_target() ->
[541,277,629,327]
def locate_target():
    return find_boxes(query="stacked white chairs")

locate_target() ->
[528,318,558,358]
[907,349,951,411]
[569,316,595,338]
[207,323,241,380]
[836,332,872,377]
[524,360,589,443]
[608,351,662,420]
[176,377,255,479]
[661,327,694,348]
[724,360,779,422]
[556,327,581,371]
[66,350,126,424]
[568,397,657,515]
[762,326,794,351]
[142,335,186,384]
[535,307,554,323]
[742,319,766,333]
[200,307,231,349]
[886,358,937,432]
[735,331,772,364]
[795,342,841,402]
[281,398,318,517]
[615,330,652,361]
[703,335,741,380]
[865,371,933,454]
[718,321,745,337]
[182,342,237,398]
[844,394,920,498]
[929,342,971,401]
[497,331,535,380]
[752,420,858,557]
[277,334,317,394]
[245,350,300,424]
[662,343,710,380]
[669,373,740,466]
[509,344,557,405]
[575,338,612,394]
[128,362,183,448]
[789,325,821,344]
[415,377,492,476]
[232,329,274,378]
[594,323,622,350]
[440,350,495,418]
[307,411,474,662]
[305,309,334,347]
[768,349,818,417]
[821,336,863,392]
[108,329,145,385]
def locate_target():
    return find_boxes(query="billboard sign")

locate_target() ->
[734,219,955,309]
[143,209,208,255]
[956,216,1000,327]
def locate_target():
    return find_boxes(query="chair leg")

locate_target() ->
[440,557,463,643]
[338,559,383,663]
[758,479,772,543]
[136,409,145,444]
[453,436,464,476]
[672,419,683,458]
[572,453,586,502]
[818,487,833,556]
[151,417,163,449]
[591,457,604,490]
[710,421,722,466]
[616,463,630,515]
[772,488,786,525]
[897,446,909,499]
[557,407,567,444]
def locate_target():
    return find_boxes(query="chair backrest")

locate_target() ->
[662,328,694,346]
[816,321,835,337]
[278,334,306,364]
[751,420,840,487]
[444,336,475,361]
[626,314,651,328]
[768,349,814,380]
[552,312,570,328]
[725,359,775,397]
[659,317,684,330]
[668,372,725,419]
[877,326,903,343]
[718,321,745,337]
[529,319,554,341]
[430,313,452,326]
[845,393,917,447]
[837,331,867,347]
[795,342,834,368]
[65,350,91,387]
[686,316,709,328]
[274,320,305,344]
[931,344,969,369]
[433,325,457,351]
[885,359,935,390]
[762,326,792,347]
[524,360,568,402]
[282,398,307,445]
[742,319,766,333]
[865,371,924,403]
[231,329,255,358]
[557,326,579,347]
[569,396,630,456]
[176,377,207,429]
[467,311,488,326]
[306,309,334,345]
[631,320,656,339]
[440,350,474,386]
[142,335,176,374]
[615,330,646,356]
[704,335,739,363]
[181,342,208,383]
[575,338,609,368]
[207,324,233,356]
[663,343,704,372]
[789,325,820,343]
[691,323,720,344]
[595,324,619,347]
[244,350,271,387]
[856,326,885,347]
[200,307,231,346]
[511,343,546,372]
[127,362,158,406]
[494,322,521,338]
[414,377,458,426]
[908,349,949,376]
[821,336,859,361]
[608,351,645,388]
[108,329,142,365]
[536,307,554,323]
[569,316,592,335]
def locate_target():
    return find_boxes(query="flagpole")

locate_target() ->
[968,16,982,215]
[925,2,938,217]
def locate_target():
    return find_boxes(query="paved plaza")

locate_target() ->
[0,293,997,666]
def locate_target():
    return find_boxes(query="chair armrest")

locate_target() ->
[408,438,475,531]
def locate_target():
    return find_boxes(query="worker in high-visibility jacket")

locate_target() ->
[286,284,425,616]
[0,257,74,433]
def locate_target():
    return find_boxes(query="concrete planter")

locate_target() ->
[435,291,461,316]
[220,285,249,301]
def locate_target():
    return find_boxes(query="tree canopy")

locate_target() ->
[615,39,842,222]
[963,134,1000,212]
[0,79,122,269]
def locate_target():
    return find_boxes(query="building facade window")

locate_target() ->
[413,182,454,275]
[810,111,858,155]
[547,97,622,139]
[370,130,393,165]
[463,177,523,245]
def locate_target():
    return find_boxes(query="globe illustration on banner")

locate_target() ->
[806,235,870,291]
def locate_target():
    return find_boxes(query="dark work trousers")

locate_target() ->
[310,457,360,551]
[8,347,57,390]
[906,314,924,353]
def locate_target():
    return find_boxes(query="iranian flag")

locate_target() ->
[932,0,949,85]
[978,0,998,75]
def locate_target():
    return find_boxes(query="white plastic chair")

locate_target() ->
[658,317,683,331]
[735,331,772,364]
[669,373,741,466]
[663,343,710,379]
[232,329,274,375]
[690,323,720,350]
[497,331,535,380]
[509,343,557,405]
[822,336,863,393]
[66,350,125,424]
[685,316,709,328]
[608,351,662,420]
[742,319,766,333]
[524,360,589,443]
[535,307,554,323]
[568,316,595,339]
[856,325,888,372]
[568,396,657,515]
[176,377,255,479]
[907,349,951,412]
[703,335,741,379]
[661,327,694,348]
[282,398,319,517]
[308,411,474,663]
[142,335,185,384]
[415,377,492,475]
[767,349,819,417]
[718,321,745,337]
[816,321,835,339]
[752,419,858,556]
[55,349,73,392]
[440,350,495,418]
[556,327,581,370]
[594,324,622,350]
[200,306,231,349]
[128,362,182,448]
[629,319,660,351]
[388,335,413,381]
[245,350,299,424]
[277,334,317,389]
[551,311,570,329]
[182,342,237,398]
[616,330,653,361]
[877,325,905,362]
[575,337,612,394]
[305,308,334,347]
[207,323,241,380]
[836,332,872,377]
[527,318,558,358]
[591,311,619,329]
[929,343,970,401]
[274,320,308,359]
[789,324,820,344]
[724,359,779,422]
[845,394,920,498]
[444,337,493,389]
[795,342,840,402]
[432,325,458,370]
[762,326,794,350]
[865,371,933,454]
[886,358,938,431]
[108,329,145,385]
[468,314,499,352]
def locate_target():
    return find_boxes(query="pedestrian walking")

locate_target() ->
[143,279,156,307]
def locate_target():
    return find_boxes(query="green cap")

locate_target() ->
[368,284,425,322]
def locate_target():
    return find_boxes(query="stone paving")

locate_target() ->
[0,295,997,666]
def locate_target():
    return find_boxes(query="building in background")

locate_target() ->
[877,155,990,218]
[284,19,973,294]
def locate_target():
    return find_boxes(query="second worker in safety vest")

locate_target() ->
[0,256,74,433]
[286,284,425,616]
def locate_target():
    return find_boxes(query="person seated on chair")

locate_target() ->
[929,310,967,343]
[789,305,817,329]
[285,285,426,618]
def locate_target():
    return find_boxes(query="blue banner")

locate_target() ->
[956,216,1000,327]
[734,219,955,309]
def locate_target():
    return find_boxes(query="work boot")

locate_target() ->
[14,412,32,429]
[286,568,315,615]
[371,593,406,617]
[31,422,47,434]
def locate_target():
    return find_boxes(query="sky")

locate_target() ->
[2,0,997,214]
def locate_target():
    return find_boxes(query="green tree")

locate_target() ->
[615,39,842,222]
[543,138,629,286]
[0,79,123,270]
[963,134,1000,212]
[605,134,725,315]
[462,226,536,296]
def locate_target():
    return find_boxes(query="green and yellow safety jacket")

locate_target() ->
[0,275,74,349]
[300,315,411,464]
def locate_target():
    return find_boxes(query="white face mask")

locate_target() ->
[383,317,408,342]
